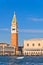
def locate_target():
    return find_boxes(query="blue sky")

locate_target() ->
[0,0,43,46]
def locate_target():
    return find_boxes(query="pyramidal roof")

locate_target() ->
[12,12,17,23]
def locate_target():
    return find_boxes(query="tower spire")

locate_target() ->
[12,12,17,23]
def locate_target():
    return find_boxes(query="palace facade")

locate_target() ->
[23,38,43,55]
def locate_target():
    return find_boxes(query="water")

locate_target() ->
[0,56,43,65]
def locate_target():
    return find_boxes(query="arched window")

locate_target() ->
[27,44,29,46]
[12,29,15,30]
[27,52,28,55]
[32,43,35,46]
[36,52,37,55]
[25,52,26,55]
[38,43,40,46]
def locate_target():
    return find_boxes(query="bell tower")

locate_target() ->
[11,12,18,51]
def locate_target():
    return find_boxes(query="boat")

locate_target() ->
[16,56,24,59]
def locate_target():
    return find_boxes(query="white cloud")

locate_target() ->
[30,17,43,21]
[0,28,9,31]
[18,29,43,33]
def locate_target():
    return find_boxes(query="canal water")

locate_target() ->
[0,56,43,65]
